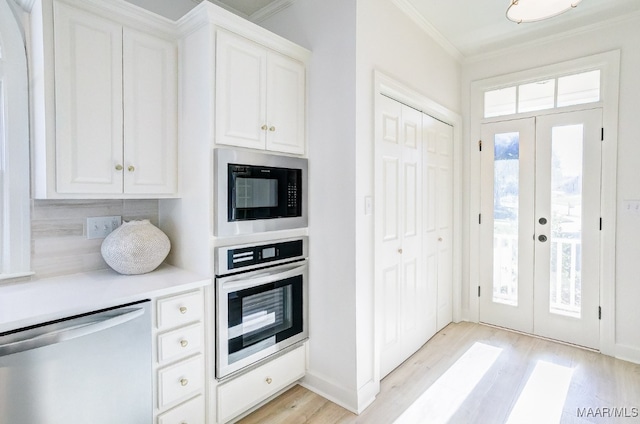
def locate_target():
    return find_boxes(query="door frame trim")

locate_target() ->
[468,50,620,356]
[373,70,463,380]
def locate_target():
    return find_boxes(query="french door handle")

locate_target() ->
[538,235,548,242]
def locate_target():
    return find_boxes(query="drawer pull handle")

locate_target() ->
[179,306,188,314]
[180,378,189,387]
[265,377,273,384]
[180,339,189,348]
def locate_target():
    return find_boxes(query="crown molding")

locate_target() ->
[203,0,295,23]
[250,0,296,23]
[463,9,640,64]
[391,0,463,63]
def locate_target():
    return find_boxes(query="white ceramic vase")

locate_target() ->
[101,220,171,275]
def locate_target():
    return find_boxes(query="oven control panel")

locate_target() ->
[215,237,308,276]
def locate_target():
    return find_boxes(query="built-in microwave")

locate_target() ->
[215,148,308,237]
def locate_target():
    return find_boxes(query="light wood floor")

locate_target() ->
[238,322,640,424]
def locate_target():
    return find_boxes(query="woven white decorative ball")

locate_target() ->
[101,220,171,275]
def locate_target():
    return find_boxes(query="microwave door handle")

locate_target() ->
[222,263,306,291]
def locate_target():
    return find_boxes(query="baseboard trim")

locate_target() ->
[615,343,640,364]
[300,370,359,414]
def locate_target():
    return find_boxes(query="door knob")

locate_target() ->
[115,164,123,171]
[128,165,135,172]
[539,217,548,225]
[538,235,548,242]
[398,248,403,254]
[261,125,268,130]
[438,237,443,242]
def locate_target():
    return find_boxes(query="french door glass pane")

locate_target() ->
[493,132,520,306]
[549,125,583,318]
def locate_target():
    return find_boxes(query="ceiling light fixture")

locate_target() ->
[506,0,582,23]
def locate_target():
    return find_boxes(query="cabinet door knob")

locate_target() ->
[398,248,403,254]
[115,164,123,171]
[127,165,135,172]
[265,377,273,384]
[261,125,268,130]
[269,126,276,132]
[438,237,443,242]
[180,378,189,387]
[179,306,188,314]
[180,339,189,348]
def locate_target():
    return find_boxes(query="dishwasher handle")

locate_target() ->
[0,307,145,357]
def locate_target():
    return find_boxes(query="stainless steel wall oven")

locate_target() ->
[214,237,308,379]
[215,148,308,237]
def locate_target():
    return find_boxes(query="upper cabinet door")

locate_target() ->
[266,53,305,155]
[123,28,178,195]
[54,2,124,194]
[215,30,267,150]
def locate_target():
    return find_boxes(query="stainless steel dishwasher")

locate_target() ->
[0,300,152,424]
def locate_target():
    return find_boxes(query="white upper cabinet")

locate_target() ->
[54,3,124,194]
[215,30,306,155]
[31,0,178,198]
[123,28,178,195]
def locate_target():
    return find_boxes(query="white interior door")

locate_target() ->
[480,109,602,349]
[377,95,427,378]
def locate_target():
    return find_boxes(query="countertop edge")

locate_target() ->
[0,264,211,333]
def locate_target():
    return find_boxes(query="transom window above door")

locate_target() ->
[484,70,601,118]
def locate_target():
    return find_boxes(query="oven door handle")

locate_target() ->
[220,262,307,291]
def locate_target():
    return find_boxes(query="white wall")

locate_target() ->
[461,15,640,362]
[259,0,361,411]
[261,0,461,412]
[353,0,461,407]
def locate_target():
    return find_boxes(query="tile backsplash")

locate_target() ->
[31,199,159,279]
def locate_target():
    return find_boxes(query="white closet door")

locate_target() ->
[377,95,426,378]
[423,115,454,332]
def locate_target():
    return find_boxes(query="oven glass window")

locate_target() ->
[227,276,303,364]
[235,178,278,208]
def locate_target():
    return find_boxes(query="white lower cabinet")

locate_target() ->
[154,290,206,423]
[158,355,205,408]
[217,345,306,423]
[157,395,205,424]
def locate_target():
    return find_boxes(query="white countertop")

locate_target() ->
[0,264,210,333]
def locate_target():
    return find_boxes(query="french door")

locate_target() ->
[479,109,602,349]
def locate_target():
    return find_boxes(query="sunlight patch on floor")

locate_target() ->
[393,342,503,424]
[505,360,574,424]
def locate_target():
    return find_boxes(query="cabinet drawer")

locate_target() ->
[158,354,205,408]
[157,291,203,330]
[157,323,203,364]
[157,395,205,424]
[217,345,305,423]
